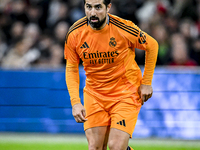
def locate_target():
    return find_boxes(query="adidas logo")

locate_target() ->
[117,119,126,127]
[80,42,89,48]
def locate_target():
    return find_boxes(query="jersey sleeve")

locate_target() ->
[119,20,159,85]
[64,33,80,64]
[122,20,148,50]
[141,34,158,85]
[65,61,80,106]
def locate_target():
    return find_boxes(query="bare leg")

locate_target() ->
[108,128,130,150]
[103,126,110,150]
[85,126,110,150]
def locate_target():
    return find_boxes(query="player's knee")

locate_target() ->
[88,140,103,150]
[108,139,125,150]
[88,144,102,150]
[88,145,100,150]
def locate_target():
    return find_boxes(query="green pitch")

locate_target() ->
[0,143,200,150]
[0,133,199,150]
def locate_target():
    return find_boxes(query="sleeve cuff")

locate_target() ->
[71,98,81,107]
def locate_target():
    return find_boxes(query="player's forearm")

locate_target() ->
[65,61,81,106]
[142,34,159,85]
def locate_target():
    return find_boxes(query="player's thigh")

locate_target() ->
[108,128,130,150]
[85,126,110,150]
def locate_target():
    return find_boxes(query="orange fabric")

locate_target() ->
[83,90,141,137]
[142,33,159,85]
[64,13,158,102]
[65,61,80,106]
[129,146,134,150]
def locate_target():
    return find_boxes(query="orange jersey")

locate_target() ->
[65,14,158,100]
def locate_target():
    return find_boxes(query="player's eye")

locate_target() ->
[86,5,92,9]
[96,5,101,10]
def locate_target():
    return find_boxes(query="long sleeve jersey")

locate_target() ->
[65,14,158,106]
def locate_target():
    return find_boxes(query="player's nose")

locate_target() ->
[90,8,96,16]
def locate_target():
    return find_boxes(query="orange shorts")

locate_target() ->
[83,90,142,137]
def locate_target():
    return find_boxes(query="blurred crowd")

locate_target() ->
[0,0,200,69]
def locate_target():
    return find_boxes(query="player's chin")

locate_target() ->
[90,23,100,28]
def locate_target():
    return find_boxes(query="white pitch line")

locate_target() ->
[129,138,200,148]
[0,133,200,148]
[0,133,88,144]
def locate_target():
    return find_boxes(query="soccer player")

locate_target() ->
[64,0,158,150]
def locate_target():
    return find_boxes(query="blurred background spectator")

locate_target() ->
[169,33,197,66]
[0,0,200,69]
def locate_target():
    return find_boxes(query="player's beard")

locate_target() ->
[89,16,106,29]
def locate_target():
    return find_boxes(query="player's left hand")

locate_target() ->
[138,84,153,105]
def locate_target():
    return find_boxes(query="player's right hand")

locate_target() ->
[72,103,88,123]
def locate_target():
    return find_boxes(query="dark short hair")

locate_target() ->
[83,0,111,7]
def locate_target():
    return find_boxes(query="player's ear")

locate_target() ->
[107,3,111,13]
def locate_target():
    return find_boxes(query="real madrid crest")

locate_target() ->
[109,37,117,48]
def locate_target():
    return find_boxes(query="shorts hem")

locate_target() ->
[110,127,132,138]
[84,124,111,131]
